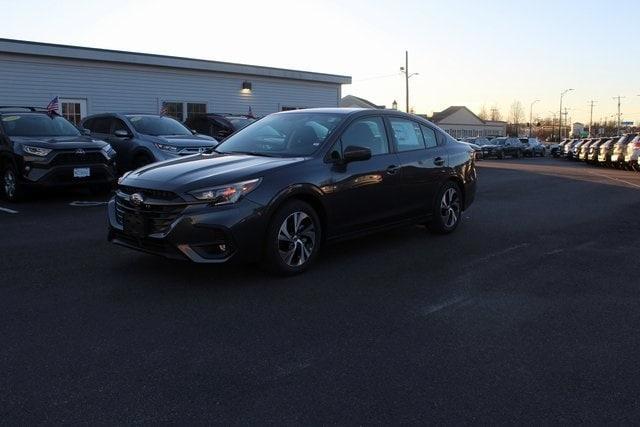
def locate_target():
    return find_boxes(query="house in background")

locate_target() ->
[425,106,507,138]
[340,95,385,109]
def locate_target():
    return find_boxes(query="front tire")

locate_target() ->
[1,163,24,202]
[428,181,462,234]
[263,200,321,275]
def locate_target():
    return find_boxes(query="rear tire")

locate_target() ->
[428,181,462,235]
[1,162,25,202]
[262,200,322,276]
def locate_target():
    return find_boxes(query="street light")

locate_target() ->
[400,51,418,113]
[529,99,540,137]
[559,89,574,141]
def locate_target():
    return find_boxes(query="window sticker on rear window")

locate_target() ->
[1,116,20,122]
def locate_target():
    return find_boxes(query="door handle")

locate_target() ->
[386,165,399,175]
[434,157,445,166]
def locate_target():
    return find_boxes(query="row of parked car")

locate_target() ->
[552,133,640,170]
[458,136,547,160]
[0,107,254,201]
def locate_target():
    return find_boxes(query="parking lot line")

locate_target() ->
[0,206,18,214]
[589,171,640,189]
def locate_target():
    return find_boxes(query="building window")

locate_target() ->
[162,102,183,121]
[60,98,87,126]
[187,103,206,118]
[162,101,207,122]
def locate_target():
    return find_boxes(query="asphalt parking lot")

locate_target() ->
[2,157,640,423]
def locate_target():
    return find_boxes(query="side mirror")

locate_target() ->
[81,128,91,136]
[191,129,198,135]
[114,129,130,138]
[343,145,372,163]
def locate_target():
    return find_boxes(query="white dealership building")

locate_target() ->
[0,38,351,126]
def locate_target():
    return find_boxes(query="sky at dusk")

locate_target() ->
[1,0,638,123]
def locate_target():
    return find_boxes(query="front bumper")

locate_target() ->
[107,196,267,264]
[19,151,117,187]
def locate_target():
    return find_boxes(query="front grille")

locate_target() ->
[115,190,186,235]
[50,151,106,166]
[178,147,210,155]
[118,185,180,202]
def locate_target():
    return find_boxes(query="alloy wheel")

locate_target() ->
[440,188,460,228]
[277,211,316,267]
[3,169,16,200]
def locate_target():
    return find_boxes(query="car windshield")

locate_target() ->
[0,114,80,137]
[216,112,345,157]
[126,115,192,136]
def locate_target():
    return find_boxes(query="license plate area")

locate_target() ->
[123,212,148,238]
[73,167,91,178]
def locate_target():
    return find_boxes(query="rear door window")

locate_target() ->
[388,117,425,152]
[87,117,111,134]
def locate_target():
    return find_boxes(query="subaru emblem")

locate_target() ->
[130,193,144,206]
[75,148,85,155]
[198,147,205,153]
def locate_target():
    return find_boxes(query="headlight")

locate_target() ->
[23,145,52,157]
[189,178,261,205]
[101,144,116,158]
[155,143,179,152]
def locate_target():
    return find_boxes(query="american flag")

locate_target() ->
[159,106,168,116]
[46,96,59,114]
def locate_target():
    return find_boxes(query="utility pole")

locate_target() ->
[529,99,540,137]
[588,100,596,137]
[612,95,625,136]
[400,51,418,114]
[563,108,569,137]
[559,89,574,141]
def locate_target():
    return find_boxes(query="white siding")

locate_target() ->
[0,53,341,117]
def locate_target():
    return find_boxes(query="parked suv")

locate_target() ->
[520,137,545,157]
[0,107,116,201]
[493,137,524,158]
[610,133,638,169]
[597,137,618,165]
[82,113,218,172]
[586,138,606,164]
[108,108,477,275]
[184,113,256,141]
[624,134,640,171]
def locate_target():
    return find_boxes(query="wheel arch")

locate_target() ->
[265,184,328,242]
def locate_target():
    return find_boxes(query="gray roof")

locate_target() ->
[340,95,385,109]
[0,38,352,85]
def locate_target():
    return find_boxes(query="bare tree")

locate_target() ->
[508,101,524,136]
[489,104,502,121]
[478,104,489,120]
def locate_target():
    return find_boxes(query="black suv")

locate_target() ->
[184,113,256,141]
[0,107,117,201]
[108,108,477,275]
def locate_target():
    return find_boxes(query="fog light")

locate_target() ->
[218,244,227,252]
[24,164,31,173]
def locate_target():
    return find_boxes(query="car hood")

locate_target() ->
[11,135,108,149]
[144,134,217,147]
[122,153,306,192]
